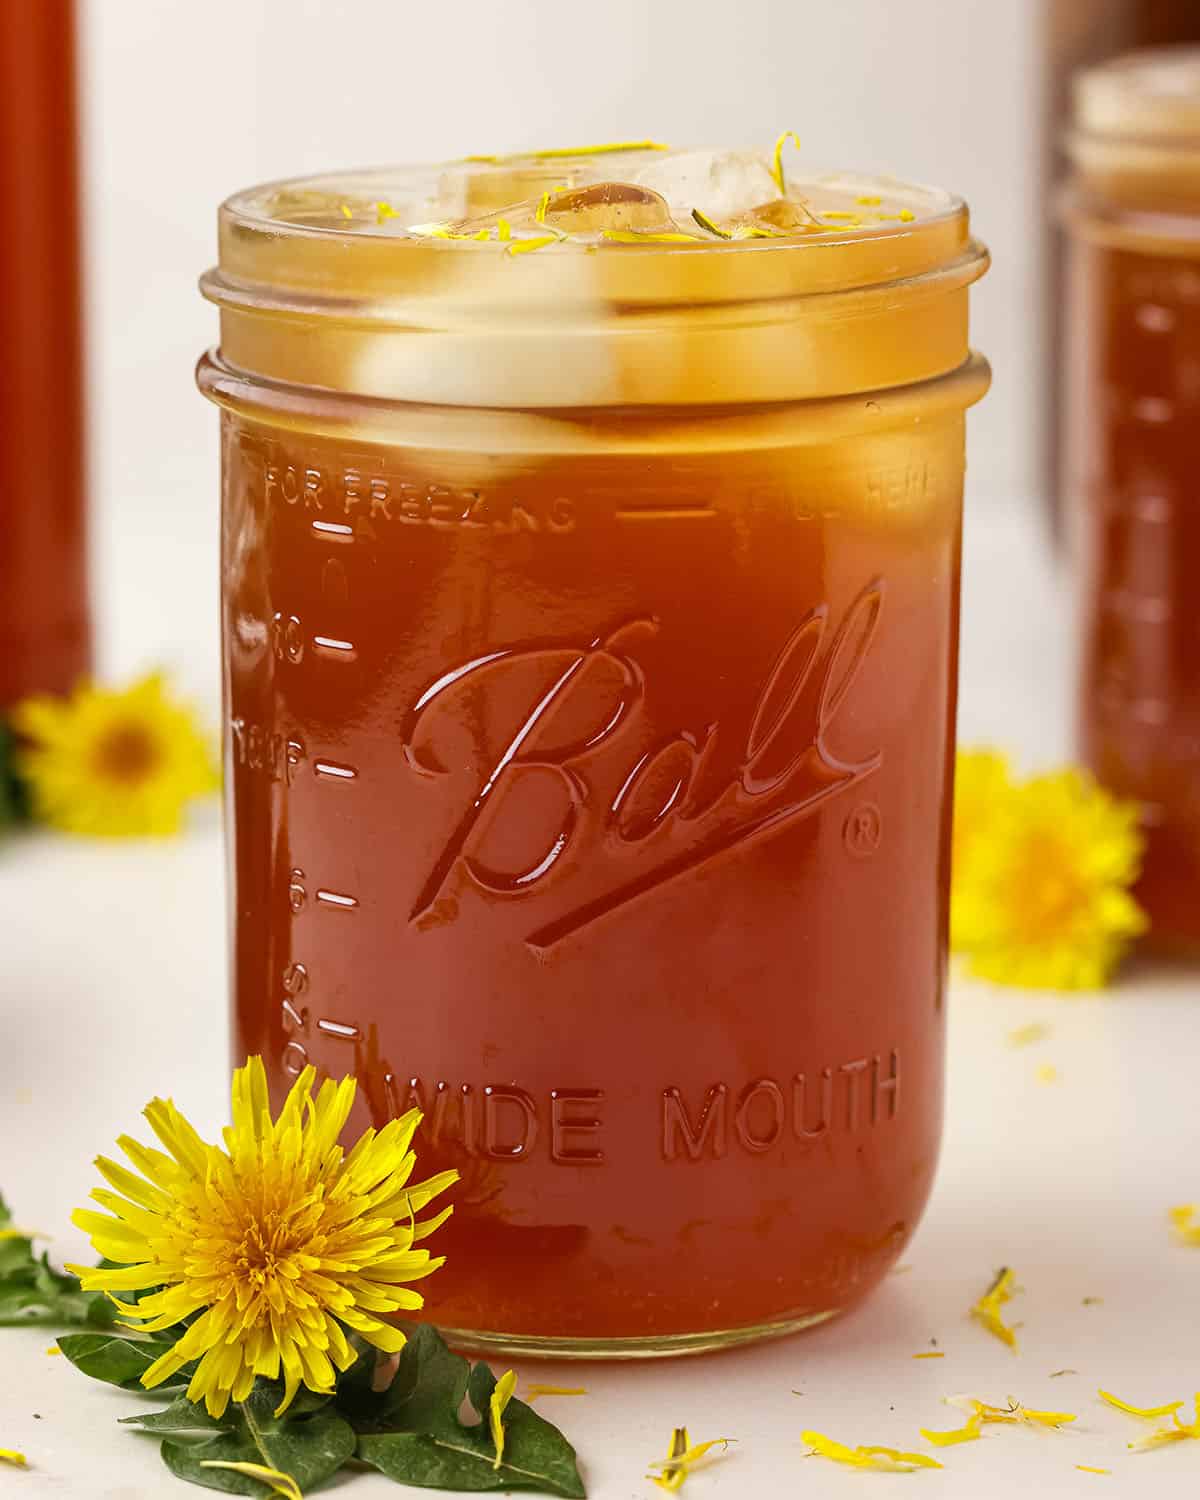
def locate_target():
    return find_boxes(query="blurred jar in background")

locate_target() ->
[1043,3,1200,536]
[1063,48,1200,949]
[0,0,89,707]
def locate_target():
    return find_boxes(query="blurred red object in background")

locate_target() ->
[0,0,89,707]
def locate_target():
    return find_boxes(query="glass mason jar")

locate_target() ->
[0,0,89,707]
[198,150,989,1357]
[1063,50,1200,948]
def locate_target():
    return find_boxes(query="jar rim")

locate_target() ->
[201,151,987,408]
[205,155,975,311]
[1071,46,1200,151]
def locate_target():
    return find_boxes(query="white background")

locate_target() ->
[78,0,1045,718]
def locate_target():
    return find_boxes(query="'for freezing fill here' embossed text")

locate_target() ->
[401,579,885,951]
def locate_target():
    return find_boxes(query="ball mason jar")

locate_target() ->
[198,150,989,1356]
[1063,50,1200,948]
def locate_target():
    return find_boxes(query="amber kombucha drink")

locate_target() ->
[200,146,989,1355]
[1064,52,1200,947]
[0,0,89,706]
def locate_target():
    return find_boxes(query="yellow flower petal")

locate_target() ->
[525,1385,587,1400]
[771,129,802,193]
[803,1431,941,1471]
[1076,1465,1111,1474]
[1129,1426,1194,1452]
[507,235,558,256]
[921,1412,982,1447]
[971,1266,1020,1350]
[649,1437,735,1472]
[600,230,702,243]
[924,1396,1074,1449]
[1018,1407,1077,1429]
[0,1449,27,1467]
[489,1369,517,1470]
[1008,1023,1052,1048]
[1099,1388,1200,1450]
[647,1429,735,1491]
[200,1461,301,1500]
[527,140,669,159]
[1099,1390,1184,1420]
[651,1428,690,1494]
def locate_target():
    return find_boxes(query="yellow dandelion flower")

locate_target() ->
[1170,1204,1200,1246]
[13,673,217,837]
[950,748,1013,950]
[67,1057,457,1420]
[952,766,1146,990]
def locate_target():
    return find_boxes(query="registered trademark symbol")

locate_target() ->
[844,803,882,857]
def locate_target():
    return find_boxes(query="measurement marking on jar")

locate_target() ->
[1128,494,1171,524]
[1130,698,1170,726]
[317,1018,361,1040]
[1132,396,1174,424]
[281,998,306,1029]
[1135,303,1176,334]
[312,520,354,538]
[314,760,358,782]
[1103,589,1172,625]
[313,635,357,659]
[315,888,359,910]
[615,506,716,520]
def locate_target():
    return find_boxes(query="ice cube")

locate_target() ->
[439,163,572,218]
[633,149,780,221]
[714,198,828,238]
[444,202,544,238]
[739,197,822,231]
[542,181,674,234]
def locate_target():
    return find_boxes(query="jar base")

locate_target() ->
[440,1307,838,1361]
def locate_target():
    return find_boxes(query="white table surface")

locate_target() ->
[5,500,1200,1499]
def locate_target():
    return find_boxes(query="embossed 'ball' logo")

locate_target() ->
[403,579,886,948]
